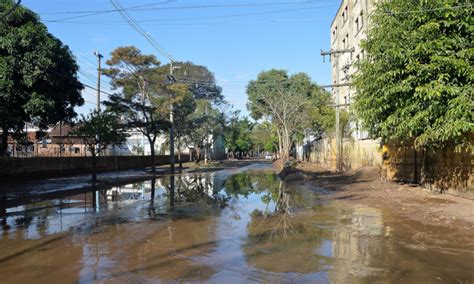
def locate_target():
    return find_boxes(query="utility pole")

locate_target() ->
[169,64,175,173]
[94,51,103,158]
[93,51,103,112]
[320,48,354,172]
[168,64,180,173]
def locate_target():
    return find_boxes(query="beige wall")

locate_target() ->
[308,137,382,171]
[381,138,474,194]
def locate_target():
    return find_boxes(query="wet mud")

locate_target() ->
[0,163,473,283]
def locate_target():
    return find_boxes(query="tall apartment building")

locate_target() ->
[329,0,375,139]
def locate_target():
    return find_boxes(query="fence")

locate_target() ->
[0,154,190,180]
[381,138,473,194]
[306,136,473,194]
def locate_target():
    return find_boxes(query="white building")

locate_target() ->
[329,0,375,140]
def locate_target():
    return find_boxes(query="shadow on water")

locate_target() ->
[0,164,473,283]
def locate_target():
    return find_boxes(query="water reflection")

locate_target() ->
[0,167,472,283]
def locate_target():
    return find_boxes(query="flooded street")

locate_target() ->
[1,163,473,283]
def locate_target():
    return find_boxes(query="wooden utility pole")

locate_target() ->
[94,51,103,112]
[320,48,354,172]
[94,51,103,158]
[168,65,180,173]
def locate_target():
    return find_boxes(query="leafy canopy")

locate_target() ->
[0,0,83,154]
[246,69,333,159]
[353,0,473,148]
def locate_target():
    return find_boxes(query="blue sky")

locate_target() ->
[22,0,339,117]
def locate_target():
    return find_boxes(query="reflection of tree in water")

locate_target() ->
[224,172,280,201]
[223,171,314,240]
[248,182,298,241]
[161,174,229,208]
[240,174,330,274]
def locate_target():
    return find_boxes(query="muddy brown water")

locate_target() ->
[0,163,473,283]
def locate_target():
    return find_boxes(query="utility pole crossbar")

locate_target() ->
[320,48,355,56]
[320,48,355,63]
[321,83,351,88]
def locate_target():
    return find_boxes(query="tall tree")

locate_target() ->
[353,0,473,149]
[163,61,224,104]
[188,99,225,163]
[72,111,128,182]
[224,112,254,158]
[0,0,84,156]
[102,46,170,172]
[160,61,224,163]
[247,70,332,161]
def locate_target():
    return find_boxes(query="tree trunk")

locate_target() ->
[150,145,156,173]
[91,151,97,182]
[276,128,282,160]
[147,136,156,173]
[0,128,8,157]
[279,126,291,162]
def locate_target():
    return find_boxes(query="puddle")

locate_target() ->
[0,163,473,283]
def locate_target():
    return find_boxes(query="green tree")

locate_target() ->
[161,61,224,164]
[164,61,224,104]
[102,46,171,172]
[251,121,278,155]
[188,99,225,163]
[353,0,473,149]
[72,111,128,182]
[224,112,254,158]
[247,70,333,161]
[0,0,84,156]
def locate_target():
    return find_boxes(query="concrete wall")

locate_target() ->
[307,137,382,171]
[0,154,190,180]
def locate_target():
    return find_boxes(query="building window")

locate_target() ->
[355,17,360,33]
[360,11,364,29]
[332,26,337,42]
[342,5,348,23]
[343,33,349,49]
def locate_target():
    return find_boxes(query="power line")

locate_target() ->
[45,4,337,24]
[41,0,329,18]
[44,0,175,22]
[43,3,473,25]
[82,83,114,96]
[111,0,175,63]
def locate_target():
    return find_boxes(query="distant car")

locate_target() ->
[264,154,272,160]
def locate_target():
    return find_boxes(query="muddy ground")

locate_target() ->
[290,162,474,239]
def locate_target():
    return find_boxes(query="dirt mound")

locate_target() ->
[351,166,379,181]
[274,160,300,179]
[284,172,306,182]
